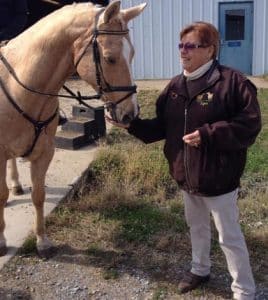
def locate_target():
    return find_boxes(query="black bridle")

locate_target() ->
[74,27,137,121]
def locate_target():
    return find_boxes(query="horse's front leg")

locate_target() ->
[0,159,9,256]
[30,150,56,258]
[7,158,24,195]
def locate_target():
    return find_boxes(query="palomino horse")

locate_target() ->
[0,1,146,257]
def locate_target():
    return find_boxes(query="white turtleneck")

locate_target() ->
[183,59,213,81]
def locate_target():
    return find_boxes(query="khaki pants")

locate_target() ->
[182,189,255,300]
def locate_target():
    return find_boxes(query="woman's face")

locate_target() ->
[180,31,213,73]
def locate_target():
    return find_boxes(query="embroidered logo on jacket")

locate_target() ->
[170,91,178,99]
[196,92,213,106]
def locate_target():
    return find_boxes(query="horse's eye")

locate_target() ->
[105,56,116,65]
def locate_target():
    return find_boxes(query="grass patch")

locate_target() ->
[261,74,268,81]
[244,89,268,176]
[152,286,168,300]
[85,243,102,256]
[239,88,268,254]
[102,268,119,280]
[18,235,36,255]
[100,202,187,243]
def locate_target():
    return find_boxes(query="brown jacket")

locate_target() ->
[128,61,262,196]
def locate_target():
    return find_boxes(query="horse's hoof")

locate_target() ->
[38,246,57,259]
[0,245,8,256]
[12,185,24,196]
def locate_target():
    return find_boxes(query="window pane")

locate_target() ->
[225,9,245,40]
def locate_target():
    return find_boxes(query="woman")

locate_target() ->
[107,22,261,299]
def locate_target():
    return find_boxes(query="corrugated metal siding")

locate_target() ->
[122,0,268,79]
[253,0,268,75]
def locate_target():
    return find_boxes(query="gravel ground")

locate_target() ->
[0,256,156,300]
[1,261,156,300]
[0,242,267,300]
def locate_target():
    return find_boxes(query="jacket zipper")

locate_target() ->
[183,84,214,193]
[183,107,195,192]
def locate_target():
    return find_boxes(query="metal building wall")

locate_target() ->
[121,0,268,79]
[253,0,268,75]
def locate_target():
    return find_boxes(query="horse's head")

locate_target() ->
[73,1,146,125]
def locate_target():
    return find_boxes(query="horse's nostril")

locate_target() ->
[122,113,133,125]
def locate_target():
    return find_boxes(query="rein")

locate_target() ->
[0,52,101,103]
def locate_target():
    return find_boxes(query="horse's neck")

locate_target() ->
[6,4,97,94]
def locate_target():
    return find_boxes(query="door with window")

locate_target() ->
[219,2,253,74]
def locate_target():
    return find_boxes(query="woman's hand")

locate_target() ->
[105,115,130,129]
[183,130,201,147]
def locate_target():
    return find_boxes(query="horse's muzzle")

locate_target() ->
[121,112,135,125]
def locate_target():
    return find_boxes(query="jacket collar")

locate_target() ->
[206,60,221,87]
[176,60,221,100]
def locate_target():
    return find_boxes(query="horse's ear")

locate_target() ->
[121,3,147,23]
[103,0,121,23]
